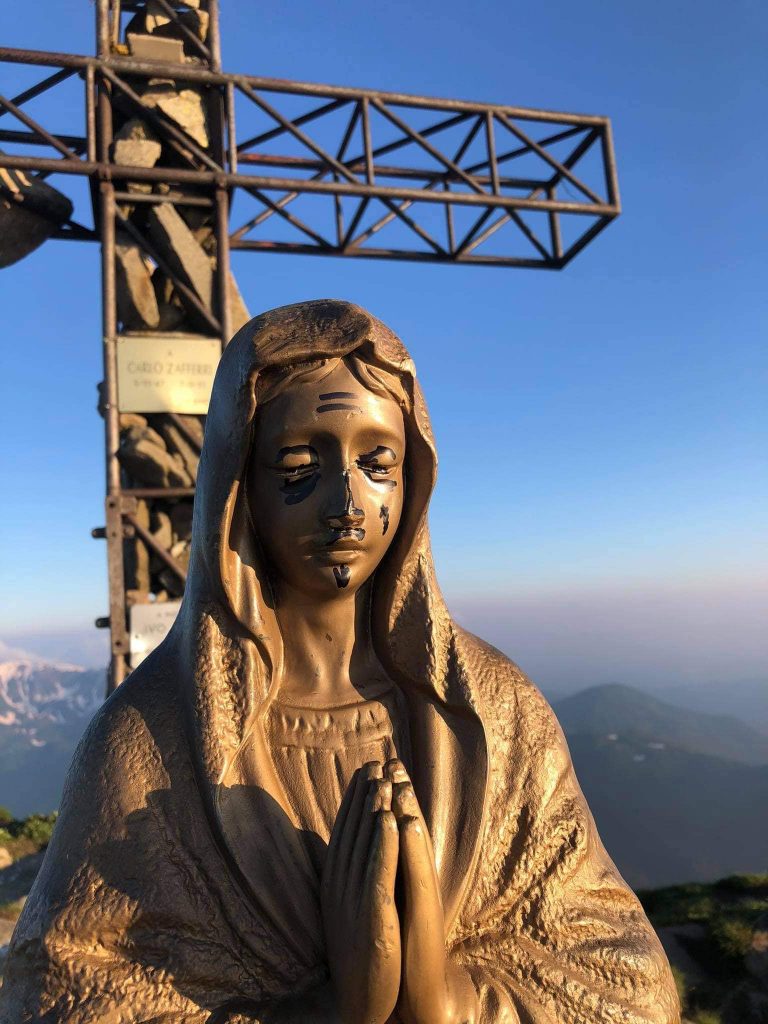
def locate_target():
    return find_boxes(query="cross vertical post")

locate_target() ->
[0,2,620,691]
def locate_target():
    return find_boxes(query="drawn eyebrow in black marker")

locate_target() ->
[359,446,396,462]
[316,402,364,414]
[276,444,314,459]
[319,392,358,400]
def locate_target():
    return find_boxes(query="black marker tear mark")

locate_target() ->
[333,565,351,588]
[319,392,358,400]
[316,403,364,414]
[280,474,319,505]
[379,505,390,535]
[358,448,398,489]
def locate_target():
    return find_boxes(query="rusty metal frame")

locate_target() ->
[0,43,620,270]
[0,1,619,688]
[90,0,228,688]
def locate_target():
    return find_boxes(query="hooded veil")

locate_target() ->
[0,301,680,1024]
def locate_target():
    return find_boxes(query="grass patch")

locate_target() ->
[670,964,686,1001]
[638,874,768,1021]
[0,812,57,863]
[0,898,25,921]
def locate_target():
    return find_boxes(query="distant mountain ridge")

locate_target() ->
[0,654,104,816]
[565,732,768,887]
[552,682,768,766]
[0,658,102,726]
[0,652,765,888]
[550,684,768,887]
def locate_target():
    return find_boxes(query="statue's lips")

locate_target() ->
[324,529,366,550]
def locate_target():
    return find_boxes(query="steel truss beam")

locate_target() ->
[0,45,619,269]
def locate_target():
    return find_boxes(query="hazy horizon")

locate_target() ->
[1,0,766,718]
[4,572,765,727]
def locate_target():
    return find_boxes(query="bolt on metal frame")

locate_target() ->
[0,0,620,689]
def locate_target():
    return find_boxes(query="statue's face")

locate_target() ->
[248,360,406,598]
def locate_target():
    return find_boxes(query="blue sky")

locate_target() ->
[1,1,766,698]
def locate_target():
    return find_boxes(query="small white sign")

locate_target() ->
[117,335,220,414]
[129,600,181,667]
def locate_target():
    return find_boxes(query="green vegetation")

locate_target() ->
[638,874,768,1022]
[0,898,25,922]
[670,964,687,1000]
[0,811,57,862]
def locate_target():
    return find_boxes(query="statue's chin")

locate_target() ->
[305,562,365,597]
[305,549,378,597]
[271,547,382,599]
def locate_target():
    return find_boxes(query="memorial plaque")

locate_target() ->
[117,335,220,414]
[129,600,181,667]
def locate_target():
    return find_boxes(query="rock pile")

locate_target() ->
[103,2,249,618]
[118,411,200,600]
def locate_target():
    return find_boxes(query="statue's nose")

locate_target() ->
[326,471,365,528]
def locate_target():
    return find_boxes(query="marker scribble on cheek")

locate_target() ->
[379,505,390,535]
[332,565,351,588]
[379,479,397,492]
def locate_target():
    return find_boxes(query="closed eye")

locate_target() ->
[357,445,397,479]
[358,461,392,477]
[272,445,318,483]
[278,463,317,482]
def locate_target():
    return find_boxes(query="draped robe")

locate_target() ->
[0,300,680,1024]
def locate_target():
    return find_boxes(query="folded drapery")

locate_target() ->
[0,301,679,1023]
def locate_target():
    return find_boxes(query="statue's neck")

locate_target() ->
[272,581,385,706]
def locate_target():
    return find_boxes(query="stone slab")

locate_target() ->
[127,32,185,63]
[147,203,213,310]
[115,235,160,329]
[140,83,209,148]
[0,167,73,269]
[228,270,251,333]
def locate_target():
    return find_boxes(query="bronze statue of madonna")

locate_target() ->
[0,301,680,1023]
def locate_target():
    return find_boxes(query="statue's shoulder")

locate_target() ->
[453,624,563,744]
[70,646,182,783]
